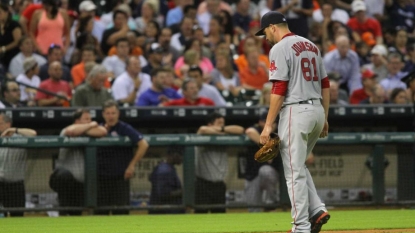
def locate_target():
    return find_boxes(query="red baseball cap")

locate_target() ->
[361,69,377,79]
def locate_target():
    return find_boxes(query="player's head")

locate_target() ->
[166,146,184,165]
[255,11,289,45]
[73,109,92,124]
[102,100,120,127]
[206,112,224,127]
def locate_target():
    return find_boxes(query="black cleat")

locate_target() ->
[309,210,330,233]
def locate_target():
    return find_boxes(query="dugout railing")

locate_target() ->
[0,133,414,215]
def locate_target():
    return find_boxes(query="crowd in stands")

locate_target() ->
[1,0,415,108]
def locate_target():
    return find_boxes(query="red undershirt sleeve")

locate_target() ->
[271,80,288,96]
[321,77,330,89]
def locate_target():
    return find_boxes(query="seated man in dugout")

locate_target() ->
[49,109,107,216]
[0,113,37,217]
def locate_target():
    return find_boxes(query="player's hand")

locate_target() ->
[260,125,273,145]
[319,121,329,138]
[124,165,135,180]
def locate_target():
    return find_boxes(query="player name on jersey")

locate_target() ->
[291,41,319,57]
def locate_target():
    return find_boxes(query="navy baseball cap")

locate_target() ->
[255,11,287,36]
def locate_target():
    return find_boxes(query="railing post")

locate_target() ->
[183,146,195,208]
[84,147,97,214]
[372,145,385,205]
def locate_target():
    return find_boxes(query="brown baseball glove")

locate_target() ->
[254,133,281,163]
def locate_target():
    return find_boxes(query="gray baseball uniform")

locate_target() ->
[269,34,327,232]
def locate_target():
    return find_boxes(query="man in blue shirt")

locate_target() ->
[96,100,149,215]
[149,146,185,214]
[136,67,182,106]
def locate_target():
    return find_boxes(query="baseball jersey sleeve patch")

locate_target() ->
[270,60,278,72]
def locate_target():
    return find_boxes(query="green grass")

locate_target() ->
[1,209,414,233]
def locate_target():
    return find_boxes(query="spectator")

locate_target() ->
[16,57,40,106]
[365,0,385,21]
[355,41,371,66]
[78,0,106,43]
[239,46,269,90]
[197,0,223,35]
[162,79,215,106]
[360,84,388,104]
[403,44,415,73]
[192,26,213,59]
[347,0,383,45]
[174,39,214,78]
[219,10,236,42]
[29,0,70,55]
[101,10,129,55]
[0,3,23,70]
[35,61,72,107]
[244,112,280,212]
[390,87,409,104]
[388,27,409,60]
[108,31,144,58]
[71,45,101,88]
[204,15,231,54]
[72,65,113,107]
[135,0,164,33]
[8,36,47,78]
[195,112,244,213]
[0,80,24,108]
[402,70,415,103]
[186,66,227,106]
[170,17,194,52]
[38,45,73,84]
[112,56,152,106]
[233,0,252,34]
[148,146,185,214]
[136,67,182,106]
[142,43,164,75]
[102,38,130,78]
[143,20,161,44]
[49,109,107,216]
[19,2,43,35]
[240,21,271,55]
[211,51,242,97]
[329,80,349,105]
[312,0,349,24]
[274,0,313,38]
[73,16,102,65]
[100,2,136,29]
[166,0,194,26]
[385,0,415,34]
[158,27,181,66]
[96,100,149,215]
[380,53,407,94]
[362,44,388,82]
[323,35,362,94]
[350,69,377,105]
[104,3,137,30]
[0,113,36,217]
[236,36,270,71]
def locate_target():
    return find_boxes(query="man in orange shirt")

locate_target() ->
[239,47,269,90]
[71,45,97,88]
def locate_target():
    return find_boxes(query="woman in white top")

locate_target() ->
[211,50,241,97]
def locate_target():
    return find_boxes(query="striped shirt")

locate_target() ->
[55,129,85,182]
[195,146,228,182]
[0,134,28,182]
